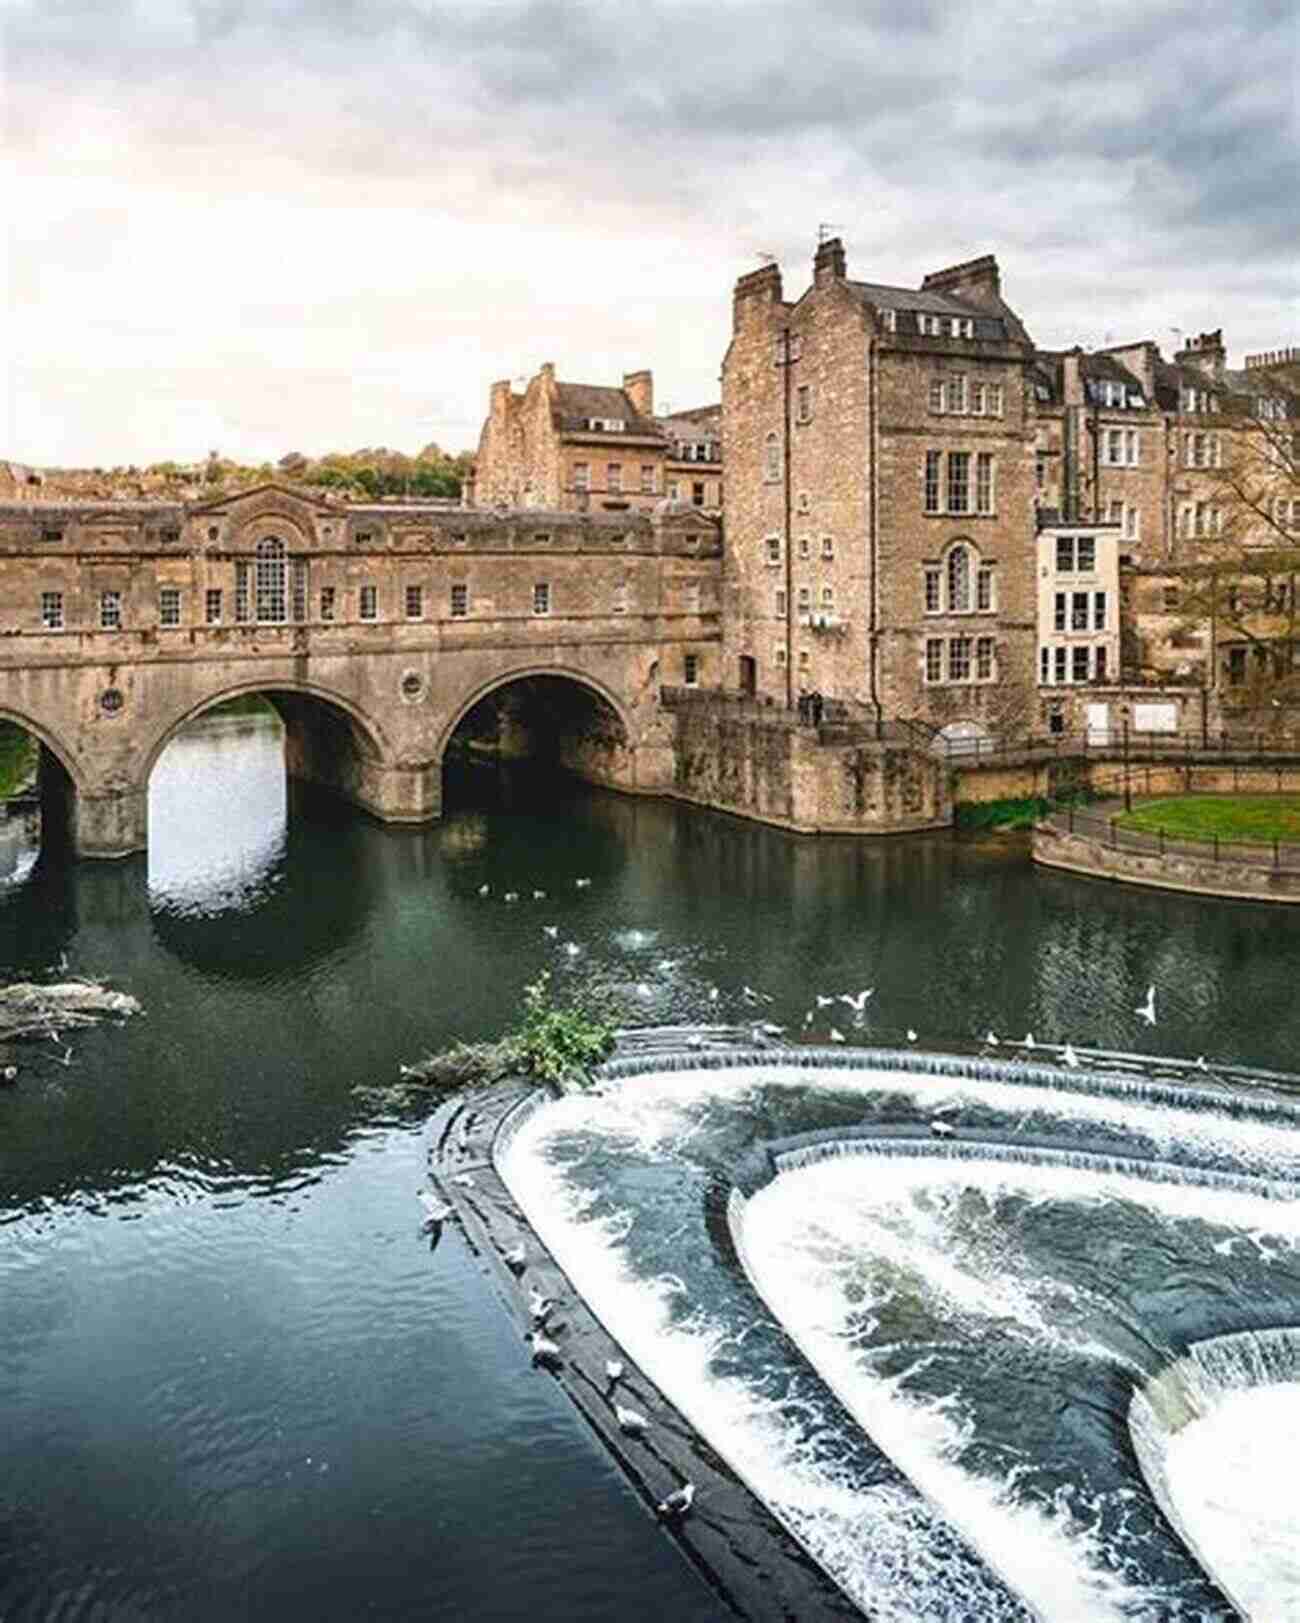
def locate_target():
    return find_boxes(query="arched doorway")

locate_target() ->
[441,674,631,810]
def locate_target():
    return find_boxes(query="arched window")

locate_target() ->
[946,543,971,613]
[255,537,287,623]
[763,432,781,483]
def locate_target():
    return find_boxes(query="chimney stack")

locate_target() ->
[732,261,785,332]
[622,369,653,418]
[813,235,846,286]
[1175,330,1226,384]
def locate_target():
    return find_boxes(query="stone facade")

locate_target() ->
[721,240,1039,750]
[470,364,722,518]
[0,484,723,855]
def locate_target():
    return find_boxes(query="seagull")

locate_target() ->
[0,1064,17,1084]
[707,986,719,1002]
[637,982,653,999]
[543,925,559,939]
[1136,985,1157,1026]
[829,1027,846,1043]
[504,891,519,903]
[418,1191,453,1223]
[564,942,581,958]
[502,1243,526,1272]
[527,1331,562,1365]
[656,1483,696,1519]
[686,1033,704,1049]
[1024,1032,1036,1049]
[453,1172,474,1188]
[906,1028,918,1042]
[815,994,836,1008]
[605,1359,625,1383]
[1196,1055,1209,1072]
[478,883,490,897]
[803,1010,814,1027]
[741,985,766,1005]
[986,1030,999,1046]
[929,1119,956,1139]
[614,1404,649,1436]
[1062,1042,1080,1069]
[754,1021,785,1037]
[839,989,874,1014]
[575,877,592,888]
[528,1287,554,1323]
[532,889,547,900]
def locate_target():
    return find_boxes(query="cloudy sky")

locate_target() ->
[5,0,1296,467]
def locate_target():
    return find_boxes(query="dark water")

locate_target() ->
[3,710,1300,1621]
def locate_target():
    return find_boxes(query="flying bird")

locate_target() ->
[504,891,519,903]
[906,1028,918,1043]
[543,925,559,938]
[815,994,836,1008]
[1136,985,1157,1026]
[839,989,874,1013]
[575,877,592,888]
[532,889,547,900]
[477,884,490,897]
[656,1483,696,1519]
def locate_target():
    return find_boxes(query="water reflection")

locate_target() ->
[0,806,39,888]
[148,711,288,914]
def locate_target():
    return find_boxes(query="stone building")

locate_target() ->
[469,364,722,517]
[721,239,1039,747]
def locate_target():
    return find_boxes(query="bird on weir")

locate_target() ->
[527,1331,561,1365]
[656,1483,696,1519]
[615,1404,649,1436]
[528,1286,554,1323]
[1136,985,1157,1026]
[605,1359,625,1383]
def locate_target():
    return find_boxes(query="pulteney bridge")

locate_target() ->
[0,485,723,856]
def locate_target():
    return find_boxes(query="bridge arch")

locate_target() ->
[0,704,85,793]
[436,664,634,763]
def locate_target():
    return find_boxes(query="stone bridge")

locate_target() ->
[0,485,723,856]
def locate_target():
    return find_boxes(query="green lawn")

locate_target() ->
[0,722,38,799]
[1117,795,1300,843]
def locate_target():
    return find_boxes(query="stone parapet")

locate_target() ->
[1032,815,1300,904]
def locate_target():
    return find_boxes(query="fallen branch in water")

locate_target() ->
[398,1039,517,1090]
[0,979,140,1043]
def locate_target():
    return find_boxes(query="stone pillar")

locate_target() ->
[350,757,442,825]
[74,784,148,858]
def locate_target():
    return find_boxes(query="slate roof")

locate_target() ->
[553,383,660,437]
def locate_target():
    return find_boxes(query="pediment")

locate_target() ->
[189,482,345,520]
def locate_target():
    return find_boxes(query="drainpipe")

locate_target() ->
[868,331,883,737]
[782,326,794,710]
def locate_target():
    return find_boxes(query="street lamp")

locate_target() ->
[1121,705,1131,812]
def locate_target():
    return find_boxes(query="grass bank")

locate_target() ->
[1117,794,1300,843]
[955,788,1098,832]
[0,723,38,800]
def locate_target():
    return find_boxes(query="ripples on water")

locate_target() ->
[6,714,1300,1620]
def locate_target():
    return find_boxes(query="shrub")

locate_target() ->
[510,970,615,1087]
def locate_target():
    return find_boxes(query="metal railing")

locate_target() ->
[1047,804,1300,872]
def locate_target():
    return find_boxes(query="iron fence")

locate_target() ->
[1048,803,1300,872]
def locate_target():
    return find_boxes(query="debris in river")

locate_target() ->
[0,979,139,1044]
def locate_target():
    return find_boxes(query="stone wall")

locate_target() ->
[1033,819,1300,904]
[670,704,950,834]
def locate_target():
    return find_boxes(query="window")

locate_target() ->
[765,535,782,565]
[607,464,622,494]
[684,583,701,614]
[796,491,810,514]
[1071,592,1089,631]
[1054,592,1067,631]
[944,375,967,415]
[1163,585,1180,612]
[612,582,628,615]
[405,584,424,620]
[235,561,250,622]
[159,587,181,627]
[821,535,834,559]
[100,590,122,629]
[255,536,287,623]
[533,582,550,616]
[763,433,780,482]
[820,585,835,608]
[948,637,971,681]
[692,482,705,507]
[1227,646,1247,685]
[321,587,336,621]
[928,378,944,413]
[573,462,589,492]
[641,465,655,494]
[988,383,1003,417]
[951,317,973,339]
[925,639,943,682]
[1076,537,1096,572]
[684,653,699,687]
[1095,644,1108,680]
[1105,428,1124,466]
[355,530,373,547]
[1126,429,1139,465]
[798,536,811,559]
[204,589,221,625]
[796,384,812,423]
[924,450,941,513]
[1093,591,1107,630]
[774,645,787,668]
[1072,646,1090,682]
[1036,452,1048,489]
[947,544,971,612]
[947,452,970,514]
[971,381,986,416]
[667,479,679,501]
[976,566,993,611]
[40,590,64,629]
[925,568,941,613]
[1054,646,1067,683]
[775,589,787,618]
[450,583,468,618]
[360,584,377,620]
[919,314,943,336]
[1056,537,1074,573]
[976,636,994,680]
[291,559,307,623]
[41,525,65,543]
[976,452,993,514]
[880,307,896,332]
[798,650,810,673]
[797,586,811,611]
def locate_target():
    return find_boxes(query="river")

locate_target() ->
[3,706,1300,1621]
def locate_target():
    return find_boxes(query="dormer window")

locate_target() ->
[918,314,943,336]
[879,308,896,332]
[948,317,974,339]
[586,417,625,433]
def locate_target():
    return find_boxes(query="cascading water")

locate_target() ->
[1129,1328,1300,1620]
[497,1051,1300,1620]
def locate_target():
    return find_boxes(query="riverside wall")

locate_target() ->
[1033,819,1300,904]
